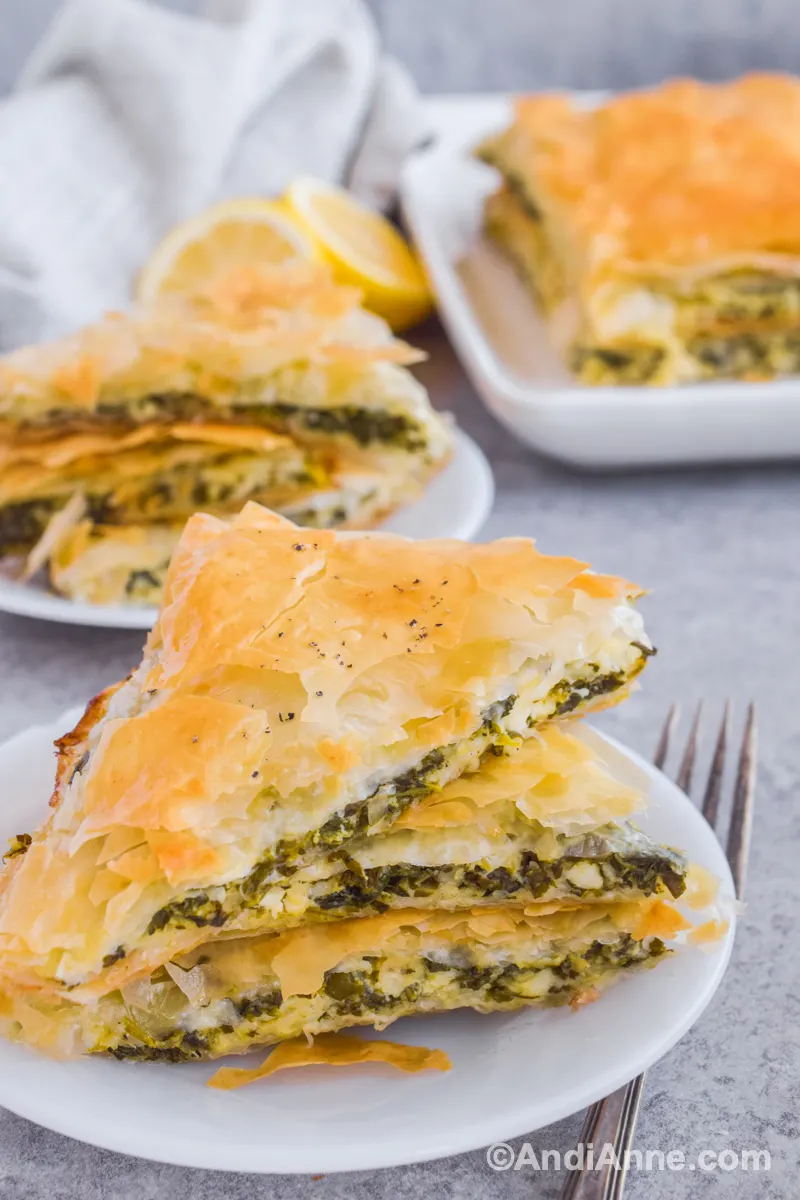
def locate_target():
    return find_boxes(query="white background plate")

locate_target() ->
[0,711,734,1174]
[403,95,800,469]
[0,427,493,631]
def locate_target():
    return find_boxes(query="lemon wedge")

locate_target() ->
[282,177,433,331]
[136,197,317,304]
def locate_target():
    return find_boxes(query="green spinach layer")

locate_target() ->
[20,396,428,453]
[570,345,667,386]
[0,456,316,556]
[686,330,800,379]
[110,659,646,961]
[145,695,520,940]
[104,934,667,1062]
[311,833,686,917]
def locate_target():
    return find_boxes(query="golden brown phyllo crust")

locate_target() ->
[0,264,425,430]
[0,504,652,1006]
[0,262,453,600]
[478,73,800,386]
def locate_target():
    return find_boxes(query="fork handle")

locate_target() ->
[560,1074,645,1200]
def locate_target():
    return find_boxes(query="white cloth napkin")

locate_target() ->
[0,0,427,351]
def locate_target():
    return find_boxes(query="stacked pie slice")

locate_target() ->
[0,504,717,1066]
[0,263,452,604]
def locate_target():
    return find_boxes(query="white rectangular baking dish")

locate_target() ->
[403,95,800,468]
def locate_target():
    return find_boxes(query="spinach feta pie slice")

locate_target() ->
[0,503,652,1000]
[0,262,453,598]
[6,898,689,1060]
[0,260,451,474]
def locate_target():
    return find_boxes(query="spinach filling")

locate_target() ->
[0,493,134,557]
[125,569,166,599]
[0,455,315,556]
[268,404,427,453]
[665,271,800,328]
[310,833,686,916]
[103,935,667,1063]
[687,330,800,378]
[127,658,644,954]
[541,659,646,720]
[502,170,543,223]
[2,833,32,863]
[20,395,428,454]
[474,143,543,223]
[570,344,667,385]
[290,506,349,527]
[108,1029,214,1064]
[0,500,59,557]
[572,325,800,387]
[145,696,520,940]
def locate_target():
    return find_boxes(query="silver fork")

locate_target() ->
[560,702,757,1200]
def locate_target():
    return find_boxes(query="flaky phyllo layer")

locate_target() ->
[0,504,653,997]
[0,263,447,449]
[1,898,694,1061]
[46,450,411,606]
[144,725,687,939]
[0,423,324,558]
[0,263,453,599]
[255,729,687,928]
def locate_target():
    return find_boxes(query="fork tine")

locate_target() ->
[604,1074,646,1200]
[726,703,757,899]
[701,702,729,826]
[560,702,758,1200]
[653,703,679,771]
[675,701,703,793]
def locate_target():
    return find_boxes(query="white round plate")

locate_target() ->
[0,427,494,631]
[0,712,734,1174]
